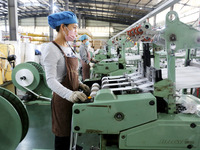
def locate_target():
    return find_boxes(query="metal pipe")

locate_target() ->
[49,0,53,41]
[73,3,76,14]
[64,0,69,11]
[8,0,18,41]
[4,15,7,32]
[22,86,51,101]
[78,11,81,28]
[110,0,181,40]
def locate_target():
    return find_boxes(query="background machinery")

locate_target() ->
[71,11,200,150]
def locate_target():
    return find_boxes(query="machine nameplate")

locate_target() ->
[159,139,194,145]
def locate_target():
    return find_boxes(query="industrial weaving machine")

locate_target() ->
[71,11,200,150]
[91,38,136,79]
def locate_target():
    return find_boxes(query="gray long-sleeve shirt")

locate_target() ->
[79,43,90,64]
[42,42,78,100]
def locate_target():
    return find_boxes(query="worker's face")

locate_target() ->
[62,23,78,41]
[83,39,88,43]
[63,23,78,36]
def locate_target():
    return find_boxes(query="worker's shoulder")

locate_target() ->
[44,42,59,52]
[79,44,85,51]
[42,42,62,59]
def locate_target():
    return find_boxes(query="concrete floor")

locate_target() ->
[16,103,100,150]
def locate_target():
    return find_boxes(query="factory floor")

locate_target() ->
[16,102,100,150]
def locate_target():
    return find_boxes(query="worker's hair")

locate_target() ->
[55,24,69,32]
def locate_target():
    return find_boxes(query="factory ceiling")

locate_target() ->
[0,0,192,25]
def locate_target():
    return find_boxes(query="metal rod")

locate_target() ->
[8,0,18,41]
[22,86,51,101]
[64,0,69,11]
[110,0,181,40]
[49,0,53,41]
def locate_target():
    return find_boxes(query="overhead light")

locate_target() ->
[53,5,58,12]
[131,15,133,17]
[139,7,143,10]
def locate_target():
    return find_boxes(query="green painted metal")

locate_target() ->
[95,49,108,62]
[107,40,112,57]
[0,87,29,141]
[72,11,200,150]
[73,91,157,134]
[153,44,162,69]
[12,62,52,99]
[12,62,40,91]
[161,11,200,113]
[93,61,119,75]
[0,95,22,150]
[118,37,126,66]
[119,113,200,150]
[95,53,108,62]
[0,87,29,150]
[109,68,135,76]
[163,11,200,51]
[154,52,160,69]
[154,79,174,98]
[92,37,135,77]
[95,89,117,101]
[162,10,200,83]
[23,100,51,105]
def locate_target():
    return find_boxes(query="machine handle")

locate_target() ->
[77,97,94,104]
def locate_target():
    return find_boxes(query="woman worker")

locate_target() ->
[79,34,91,81]
[43,11,90,150]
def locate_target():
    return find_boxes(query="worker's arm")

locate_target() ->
[42,43,73,100]
[79,44,90,64]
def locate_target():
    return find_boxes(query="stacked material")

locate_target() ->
[0,43,15,84]
[162,66,200,90]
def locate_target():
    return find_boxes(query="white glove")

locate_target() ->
[89,62,94,67]
[69,91,87,103]
[79,83,91,96]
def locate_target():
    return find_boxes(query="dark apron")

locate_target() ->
[81,49,91,81]
[52,41,79,137]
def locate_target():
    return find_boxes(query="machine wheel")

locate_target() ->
[0,87,29,150]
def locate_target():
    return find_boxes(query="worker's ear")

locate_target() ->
[61,24,66,31]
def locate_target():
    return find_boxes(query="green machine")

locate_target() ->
[72,11,200,150]
[94,40,113,62]
[95,49,108,62]
[0,87,29,150]
[92,38,135,77]
[12,61,52,101]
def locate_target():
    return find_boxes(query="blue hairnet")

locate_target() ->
[79,34,89,41]
[48,11,78,29]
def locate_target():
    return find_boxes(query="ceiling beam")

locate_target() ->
[78,8,143,18]
[16,7,144,19]
[83,14,134,25]
[0,12,134,25]
[18,3,144,18]
[70,0,154,12]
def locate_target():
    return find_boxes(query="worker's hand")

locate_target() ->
[79,83,91,96]
[91,58,98,63]
[89,62,95,67]
[69,91,87,103]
